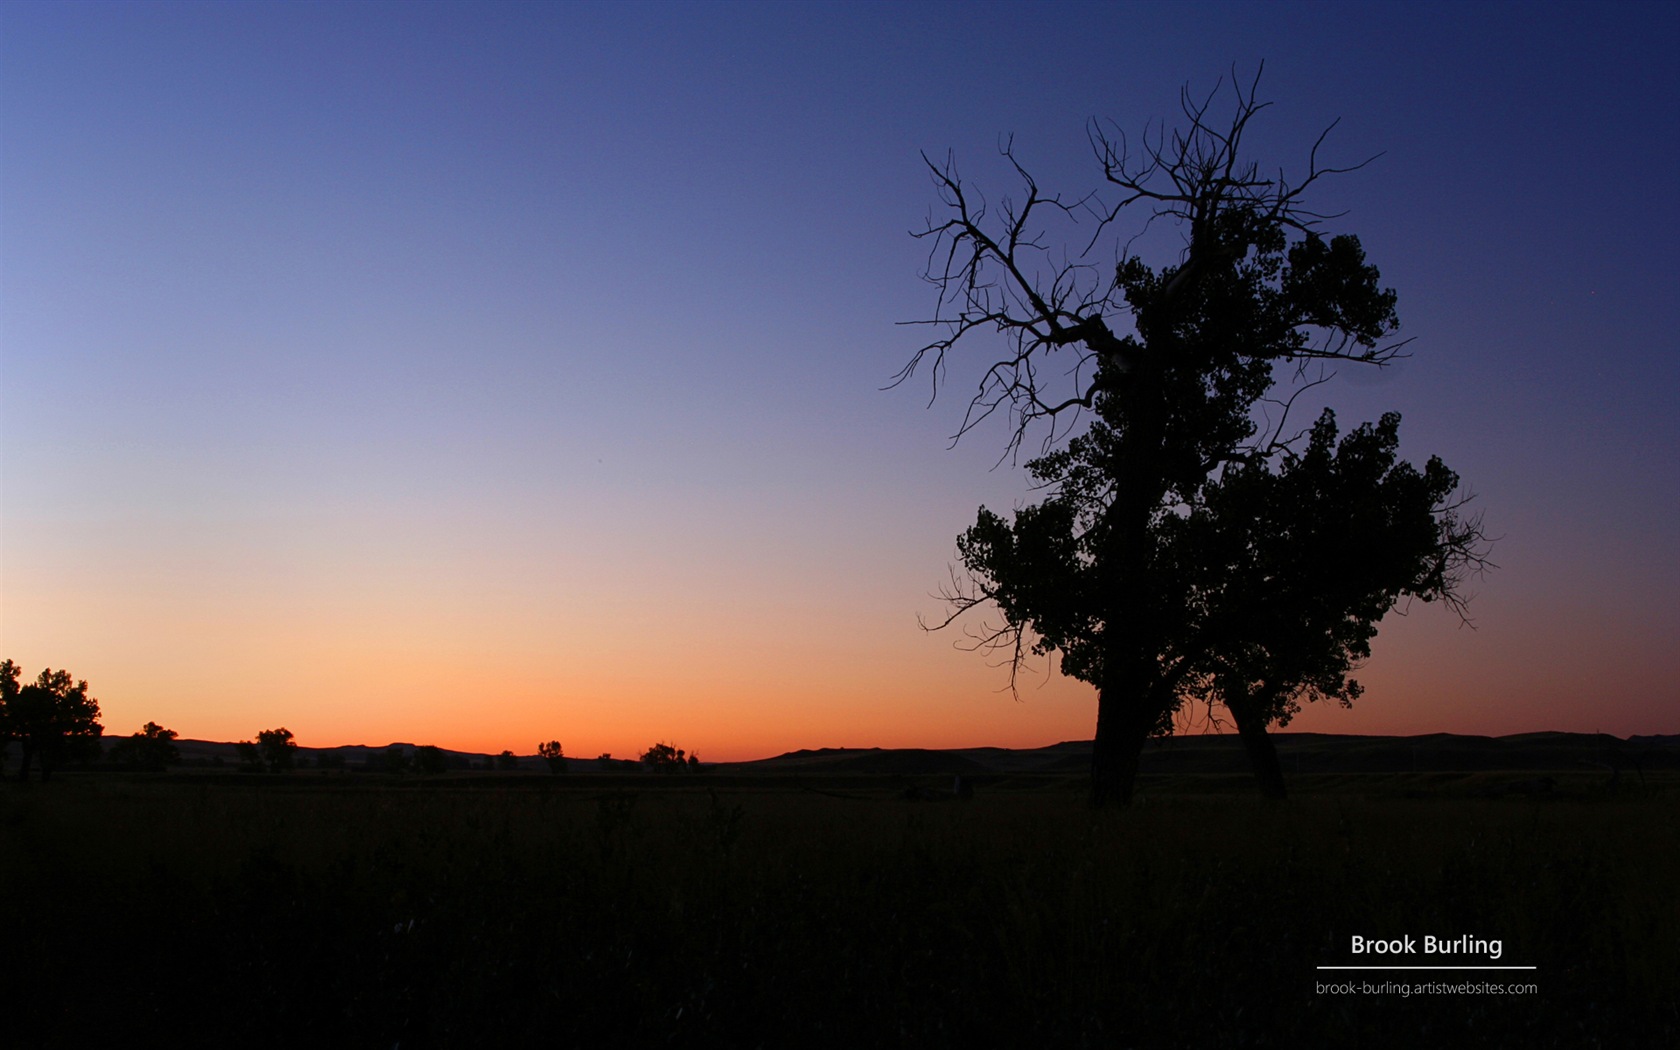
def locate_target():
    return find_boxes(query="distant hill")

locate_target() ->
[75,731,1675,778]
[725,733,1680,776]
[153,740,645,774]
[168,740,523,771]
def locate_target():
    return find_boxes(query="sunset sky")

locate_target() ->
[3,2,1675,760]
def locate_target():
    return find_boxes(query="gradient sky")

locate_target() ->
[3,1,1675,759]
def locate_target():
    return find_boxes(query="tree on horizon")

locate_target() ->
[641,742,699,773]
[1,660,104,782]
[256,727,297,773]
[108,721,182,771]
[538,740,568,774]
[414,744,448,776]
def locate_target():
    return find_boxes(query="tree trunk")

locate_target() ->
[1087,357,1175,810]
[1090,687,1157,807]
[1229,701,1288,801]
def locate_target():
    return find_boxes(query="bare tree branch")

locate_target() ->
[892,65,1393,464]
[918,565,1037,698]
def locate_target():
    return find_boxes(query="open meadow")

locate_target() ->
[4,771,1675,1048]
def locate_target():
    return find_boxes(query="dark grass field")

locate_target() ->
[4,771,1675,1048]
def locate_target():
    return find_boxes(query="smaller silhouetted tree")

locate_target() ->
[640,742,692,774]
[495,749,519,772]
[0,659,19,776]
[379,745,410,774]
[1178,410,1489,799]
[414,745,448,776]
[108,722,181,771]
[235,741,263,772]
[537,740,568,774]
[7,665,103,782]
[256,728,297,773]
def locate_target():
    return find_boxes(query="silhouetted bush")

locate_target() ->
[537,740,568,774]
[106,722,180,771]
[640,742,700,773]
[256,728,297,773]
[414,745,448,777]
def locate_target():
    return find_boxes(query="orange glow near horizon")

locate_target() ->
[8,498,1675,761]
[32,579,1674,764]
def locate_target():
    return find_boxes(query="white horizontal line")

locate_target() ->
[1316,966,1537,971]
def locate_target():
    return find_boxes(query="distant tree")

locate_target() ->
[6,664,103,782]
[234,741,263,772]
[0,659,18,776]
[414,745,448,776]
[537,740,568,774]
[640,742,690,774]
[107,721,181,771]
[495,749,519,772]
[380,745,410,774]
[256,728,297,773]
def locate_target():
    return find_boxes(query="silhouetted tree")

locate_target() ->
[901,70,1485,806]
[494,749,519,772]
[0,659,18,776]
[414,745,448,776]
[1175,411,1488,798]
[108,721,181,771]
[234,740,263,772]
[256,728,297,773]
[537,740,568,774]
[640,742,690,774]
[5,664,103,782]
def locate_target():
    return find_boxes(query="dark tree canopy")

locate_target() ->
[641,742,699,773]
[107,721,181,771]
[2,661,104,782]
[901,72,1487,805]
[256,727,297,773]
[1172,410,1488,797]
[538,739,569,774]
[235,740,263,772]
[414,744,448,776]
[0,659,14,776]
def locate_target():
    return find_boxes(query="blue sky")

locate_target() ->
[2,1,1675,755]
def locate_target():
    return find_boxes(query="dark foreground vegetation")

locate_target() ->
[4,773,1674,1048]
